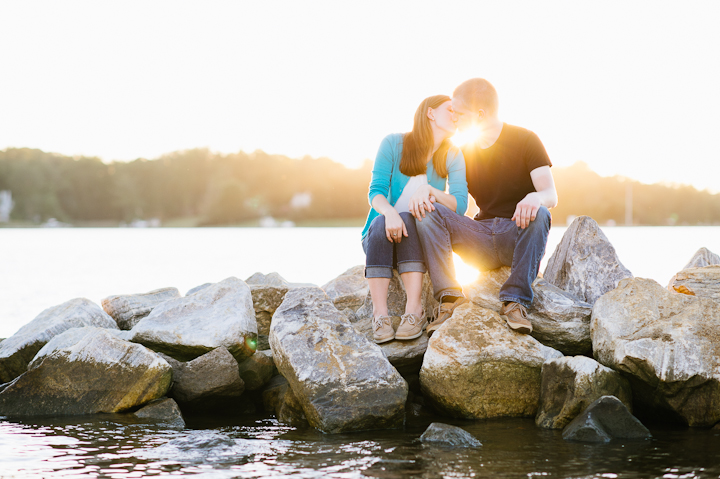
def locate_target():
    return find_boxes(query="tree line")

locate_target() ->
[1,147,718,226]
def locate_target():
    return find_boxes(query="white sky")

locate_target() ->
[1,0,719,192]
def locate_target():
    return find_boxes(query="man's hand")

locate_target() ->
[408,185,435,221]
[384,210,408,243]
[512,192,541,229]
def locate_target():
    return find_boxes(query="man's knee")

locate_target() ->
[415,204,450,231]
[533,206,551,226]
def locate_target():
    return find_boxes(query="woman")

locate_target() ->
[361,95,468,343]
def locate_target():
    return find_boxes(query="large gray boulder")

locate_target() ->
[261,375,308,427]
[670,266,720,301]
[166,347,245,407]
[592,277,720,426]
[562,396,651,443]
[130,277,257,361]
[420,302,562,419]
[544,216,632,305]
[0,298,117,383]
[0,328,171,416]
[466,268,593,355]
[321,265,369,312]
[270,287,408,433]
[536,356,632,429]
[102,287,181,330]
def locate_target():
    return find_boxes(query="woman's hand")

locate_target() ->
[384,209,408,243]
[408,185,435,221]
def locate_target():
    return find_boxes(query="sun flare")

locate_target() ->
[453,253,480,285]
[450,126,481,147]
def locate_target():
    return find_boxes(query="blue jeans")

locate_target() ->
[362,212,427,278]
[415,204,551,307]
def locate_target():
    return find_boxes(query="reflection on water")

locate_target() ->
[2,413,720,478]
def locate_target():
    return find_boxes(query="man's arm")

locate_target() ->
[511,166,558,229]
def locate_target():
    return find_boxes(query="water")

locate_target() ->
[2,226,720,478]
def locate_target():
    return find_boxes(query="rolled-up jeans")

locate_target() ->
[415,203,551,307]
[362,212,427,278]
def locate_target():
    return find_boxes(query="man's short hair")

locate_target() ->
[453,78,499,116]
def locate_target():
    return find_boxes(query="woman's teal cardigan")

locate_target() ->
[361,133,469,240]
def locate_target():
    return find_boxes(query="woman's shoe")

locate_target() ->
[395,310,427,340]
[373,315,395,343]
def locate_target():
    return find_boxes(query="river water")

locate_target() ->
[2,226,720,478]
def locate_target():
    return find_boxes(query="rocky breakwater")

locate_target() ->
[270,287,408,433]
[0,327,171,416]
[592,277,720,427]
[420,302,562,419]
[102,288,181,330]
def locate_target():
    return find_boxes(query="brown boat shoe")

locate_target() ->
[395,310,427,340]
[500,301,533,334]
[373,315,395,344]
[427,297,467,337]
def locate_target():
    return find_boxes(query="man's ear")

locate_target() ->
[477,109,486,121]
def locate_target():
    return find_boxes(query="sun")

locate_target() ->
[450,126,481,147]
[453,253,480,285]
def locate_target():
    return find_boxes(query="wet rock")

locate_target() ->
[592,277,720,426]
[169,347,245,407]
[134,398,185,428]
[0,328,171,416]
[419,423,482,447]
[354,271,437,324]
[102,287,181,330]
[270,287,407,433]
[536,356,632,429]
[321,265,369,312]
[186,283,212,296]
[420,302,562,419]
[670,266,720,301]
[131,277,257,362]
[466,268,593,355]
[261,375,308,427]
[562,396,651,443]
[544,216,632,305]
[0,298,117,383]
[238,349,276,391]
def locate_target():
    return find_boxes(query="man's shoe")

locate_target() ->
[373,316,395,343]
[395,311,427,340]
[501,302,533,334]
[427,297,467,337]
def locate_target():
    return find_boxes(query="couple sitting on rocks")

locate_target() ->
[361,78,558,344]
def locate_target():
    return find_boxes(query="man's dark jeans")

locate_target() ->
[415,203,551,307]
[362,212,426,278]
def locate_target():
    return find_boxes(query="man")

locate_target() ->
[415,78,558,336]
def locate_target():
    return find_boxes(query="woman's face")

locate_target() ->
[429,101,456,138]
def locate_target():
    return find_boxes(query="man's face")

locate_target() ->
[451,97,479,130]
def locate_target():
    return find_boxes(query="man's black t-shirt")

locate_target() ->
[462,123,552,220]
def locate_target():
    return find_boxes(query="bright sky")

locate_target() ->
[2,1,719,192]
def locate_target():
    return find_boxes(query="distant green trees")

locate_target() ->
[1,148,718,226]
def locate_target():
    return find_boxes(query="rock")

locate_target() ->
[134,398,185,428]
[238,349,276,391]
[102,287,181,330]
[0,298,118,383]
[29,327,108,369]
[169,347,245,407]
[186,283,213,296]
[246,272,292,337]
[321,265,369,311]
[668,248,720,291]
[270,287,408,433]
[0,328,171,416]
[544,216,632,305]
[348,314,428,375]
[131,277,257,361]
[670,266,720,301]
[261,375,308,427]
[419,302,562,419]
[419,423,482,447]
[562,396,651,443]
[465,268,593,355]
[354,271,438,325]
[592,277,720,426]
[536,356,632,429]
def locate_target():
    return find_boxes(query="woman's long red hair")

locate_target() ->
[400,95,451,178]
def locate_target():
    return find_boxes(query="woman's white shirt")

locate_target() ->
[394,174,429,214]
